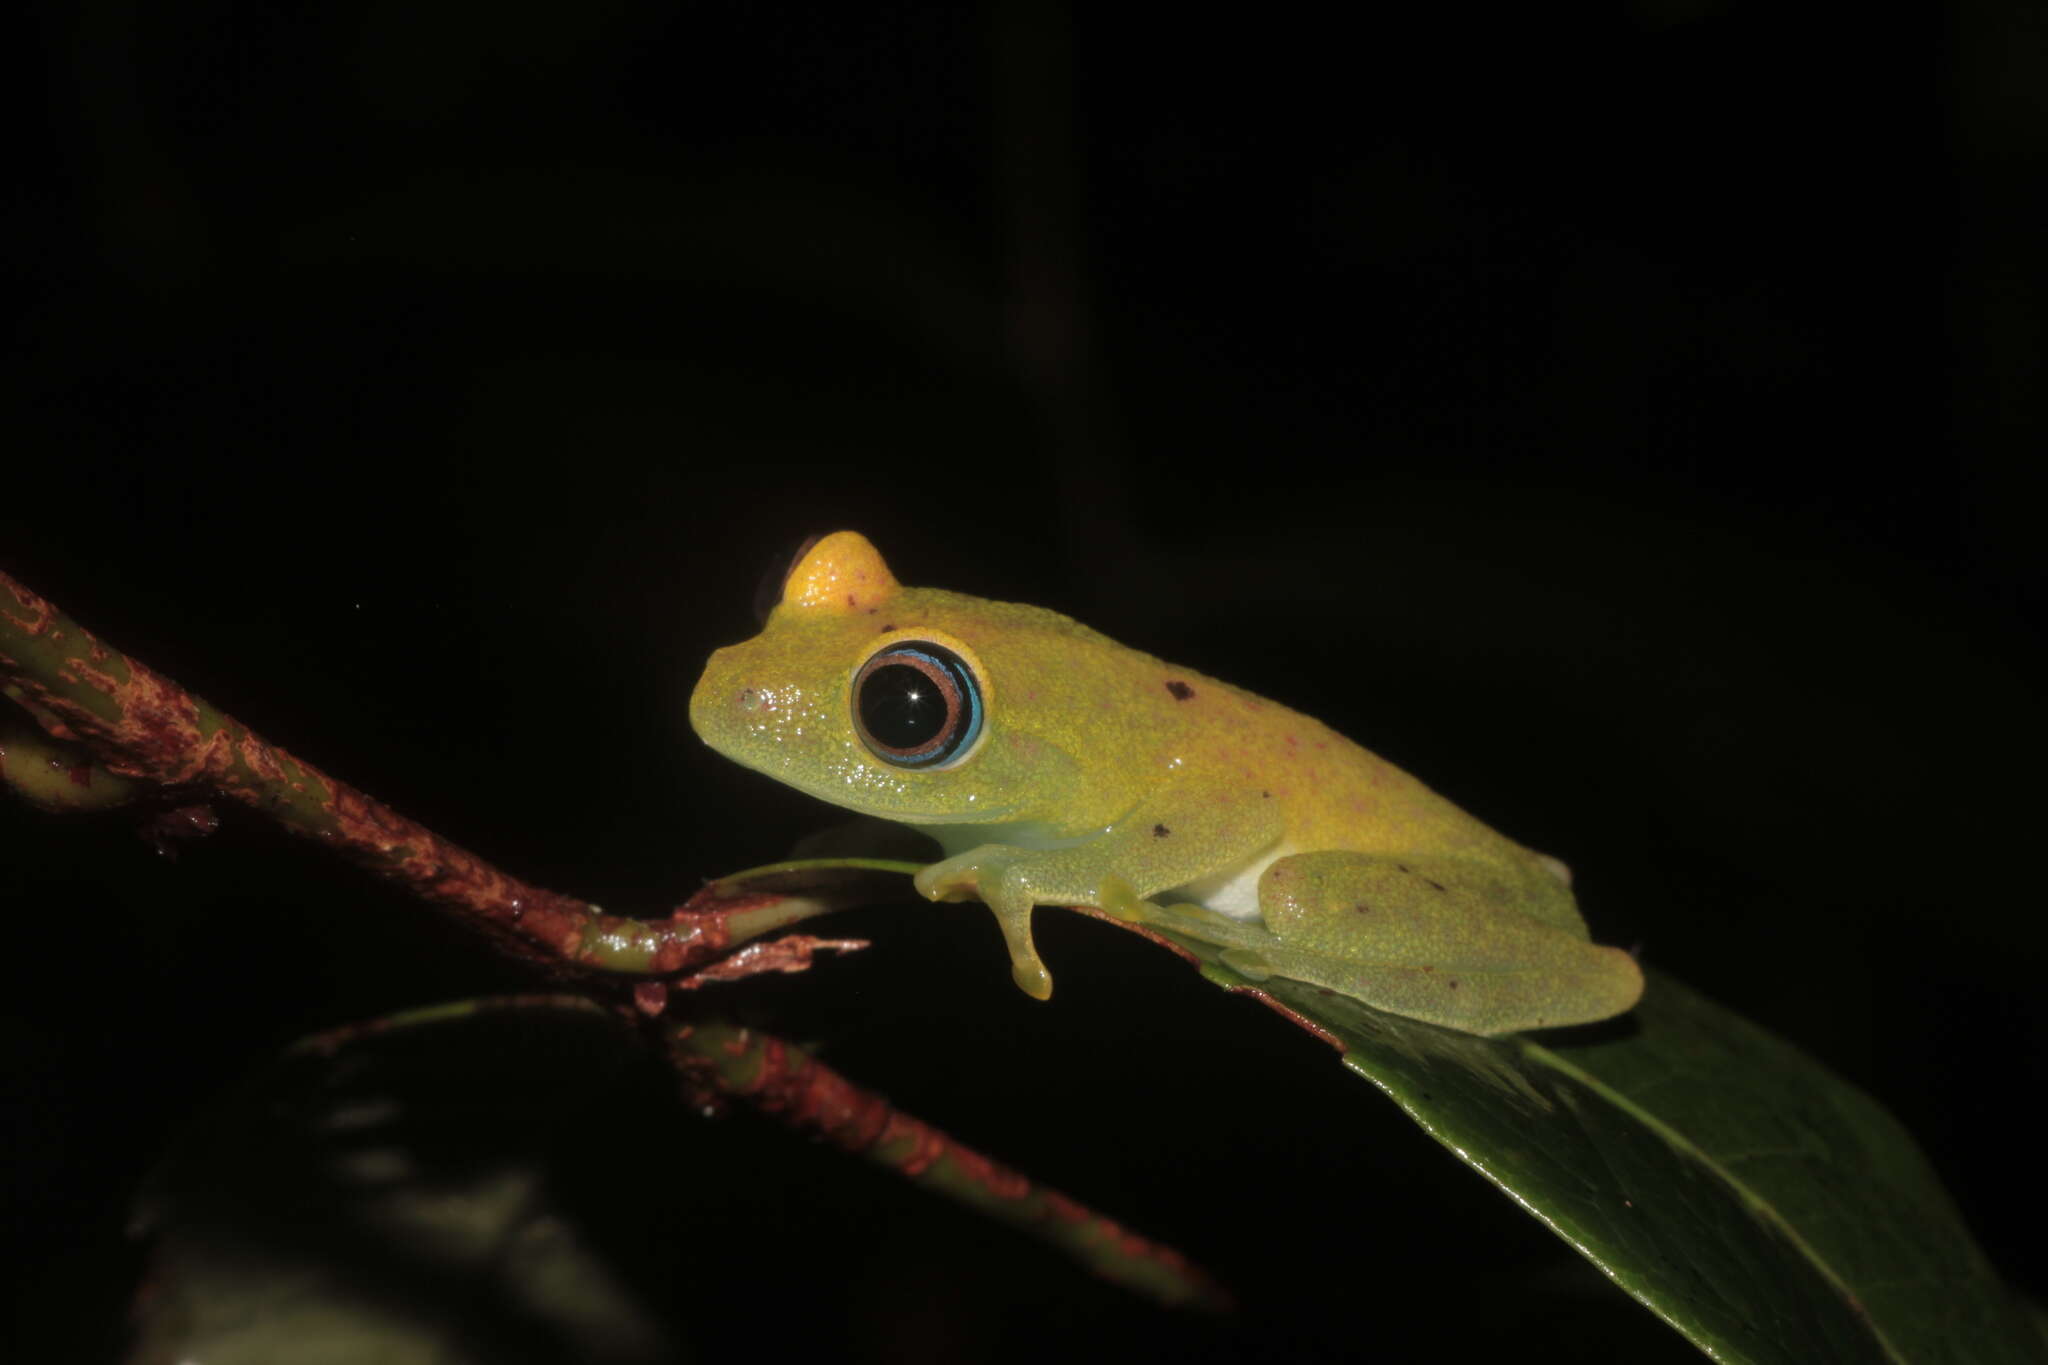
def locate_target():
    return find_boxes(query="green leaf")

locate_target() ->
[681,859,2042,1360]
[1214,958,2041,1364]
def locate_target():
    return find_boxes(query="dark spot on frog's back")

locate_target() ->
[879,623,895,632]
[1152,824,1171,838]
[1165,680,1195,701]
[1397,863,1446,893]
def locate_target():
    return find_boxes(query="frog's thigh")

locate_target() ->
[1236,852,1642,1035]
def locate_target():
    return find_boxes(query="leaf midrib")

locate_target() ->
[1511,1037,1906,1365]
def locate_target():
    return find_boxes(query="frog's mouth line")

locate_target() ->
[716,740,1029,827]
[752,760,1025,827]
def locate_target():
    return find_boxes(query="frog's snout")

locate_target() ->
[686,649,740,744]
[689,646,800,757]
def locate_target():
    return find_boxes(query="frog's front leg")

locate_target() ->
[914,847,1062,999]
[914,790,1283,1000]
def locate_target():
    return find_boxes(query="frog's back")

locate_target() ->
[1134,653,1584,933]
[909,583,1572,920]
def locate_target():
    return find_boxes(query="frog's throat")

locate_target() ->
[921,818,1090,859]
[1168,838,1292,924]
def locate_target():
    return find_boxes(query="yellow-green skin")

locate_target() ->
[690,533,1643,1035]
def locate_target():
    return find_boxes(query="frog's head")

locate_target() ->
[690,532,1084,829]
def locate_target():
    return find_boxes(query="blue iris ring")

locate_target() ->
[853,641,983,769]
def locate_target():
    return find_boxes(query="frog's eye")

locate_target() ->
[752,534,825,626]
[853,640,983,769]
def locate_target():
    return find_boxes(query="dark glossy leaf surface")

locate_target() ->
[1199,959,2043,1365]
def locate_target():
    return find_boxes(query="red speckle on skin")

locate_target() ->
[633,982,670,1015]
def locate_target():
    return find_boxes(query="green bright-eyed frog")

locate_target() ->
[689,533,1642,1035]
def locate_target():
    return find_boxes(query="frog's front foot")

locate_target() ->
[914,849,1054,1001]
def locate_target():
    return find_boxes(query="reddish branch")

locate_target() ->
[0,568,831,979]
[0,565,1227,1310]
[670,1019,1230,1310]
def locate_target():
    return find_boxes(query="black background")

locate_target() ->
[5,2,2045,1361]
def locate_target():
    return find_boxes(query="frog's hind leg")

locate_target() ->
[1235,851,1643,1034]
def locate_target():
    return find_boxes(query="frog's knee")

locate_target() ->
[1583,943,1645,1014]
[1253,850,1345,930]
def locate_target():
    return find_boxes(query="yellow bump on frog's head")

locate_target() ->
[782,531,901,614]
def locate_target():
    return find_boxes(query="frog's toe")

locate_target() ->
[913,858,979,904]
[1009,952,1053,1000]
[986,896,1053,1000]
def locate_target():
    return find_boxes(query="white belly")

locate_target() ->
[1168,841,1292,922]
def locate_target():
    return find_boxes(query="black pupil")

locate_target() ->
[859,662,948,749]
